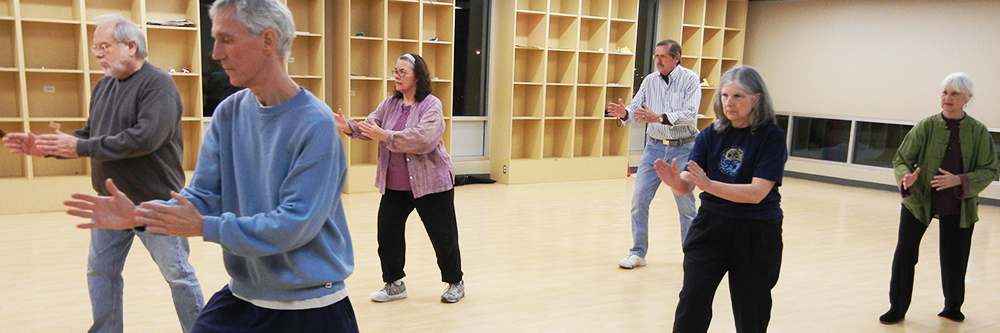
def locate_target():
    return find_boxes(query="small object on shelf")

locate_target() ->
[700,78,710,87]
[147,19,195,27]
[40,66,44,69]
[181,67,190,73]
[619,46,632,54]
[608,82,619,85]
[597,47,604,52]
[697,114,707,118]
[429,37,438,42]
[355,31,364,37]
[48,121,61,130]
[168,67,176,73]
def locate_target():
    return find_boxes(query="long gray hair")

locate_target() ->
[712,65,776,133]
[210,0,296,60]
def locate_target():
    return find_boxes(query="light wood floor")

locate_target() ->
[3,177,1000,332]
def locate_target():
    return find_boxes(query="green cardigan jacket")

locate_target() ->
[893,113,998,228]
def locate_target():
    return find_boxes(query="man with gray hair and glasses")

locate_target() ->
[2,14,204,332]
[62,0,359,331]
[607,39,700,269]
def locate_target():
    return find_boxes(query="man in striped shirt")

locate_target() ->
[607,39,701,269]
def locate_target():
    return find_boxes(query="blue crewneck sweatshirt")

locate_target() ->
[177,87,353,301]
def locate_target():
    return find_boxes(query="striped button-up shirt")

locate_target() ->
[621,65,701,140]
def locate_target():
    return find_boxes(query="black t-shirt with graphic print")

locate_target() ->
[687,122,787,222]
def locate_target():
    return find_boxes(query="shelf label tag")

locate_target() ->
[43,86,56,93]
[350,90,356,96]
[287,57,295,63]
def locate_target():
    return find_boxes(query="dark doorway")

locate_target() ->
[199,0,241,117]
[633,0,659,93]
[453,0,489,117]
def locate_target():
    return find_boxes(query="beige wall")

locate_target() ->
[745,0,1000,126]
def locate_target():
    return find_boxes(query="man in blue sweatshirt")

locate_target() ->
[64,0,358,331]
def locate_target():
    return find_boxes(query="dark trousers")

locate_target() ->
[673,209,783,333]
[192,285,359,333]
[887,206,973,315]
[378,188,463,284]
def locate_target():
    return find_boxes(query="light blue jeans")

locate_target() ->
[629,140,697,257]
[87,228,204,333]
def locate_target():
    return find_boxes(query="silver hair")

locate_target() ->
[712,65,776,133]
[95,14,147,58]
[209,0,296,60]
[941,72,974,98]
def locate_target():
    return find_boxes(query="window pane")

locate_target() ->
[776,115,789,134]
[852,122,912,168]
[790,117,851,162]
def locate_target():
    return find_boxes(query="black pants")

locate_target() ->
[673,209,783,333]
[378,188,463,284]
[192,285,359,333]
[887,206,973,315]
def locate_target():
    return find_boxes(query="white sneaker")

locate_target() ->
[370,280,407,302]
[618,254,646,269]
[441,281,464,303]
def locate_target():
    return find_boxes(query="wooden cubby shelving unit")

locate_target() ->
[490,0,637,184]
[331,0,455,193]
[660,0,747,129]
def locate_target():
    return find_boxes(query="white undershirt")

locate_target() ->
[234,287,349,310]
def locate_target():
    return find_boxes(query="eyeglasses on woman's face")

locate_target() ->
[392,69,411,77]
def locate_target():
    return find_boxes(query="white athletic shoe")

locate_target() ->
[370,279,407,302]
[441,281,465,303]
[618,253,646,269]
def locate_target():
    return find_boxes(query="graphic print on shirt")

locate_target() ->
[719,146,744,176]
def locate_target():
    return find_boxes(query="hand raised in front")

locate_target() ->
[2,132,47,157]
[66,178,140,230]
[333,108,352,134]
[606,98,627,118]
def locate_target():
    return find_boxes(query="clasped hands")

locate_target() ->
[334,108,387,141]
[65,178,205,237]
[901,167,961,191]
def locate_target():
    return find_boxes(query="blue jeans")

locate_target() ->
[629,140,697,257]
[87,228,204,333]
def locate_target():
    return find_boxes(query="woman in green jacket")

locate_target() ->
[880,73,998,324]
